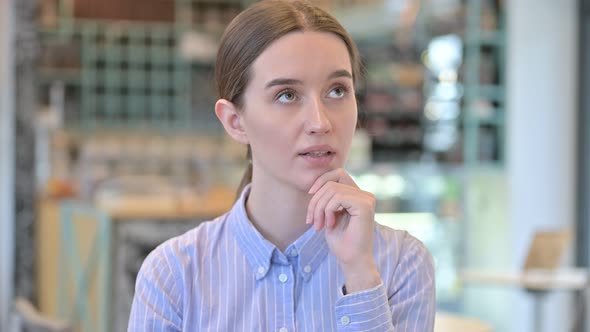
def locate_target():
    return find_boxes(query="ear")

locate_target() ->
[215,99,249,145]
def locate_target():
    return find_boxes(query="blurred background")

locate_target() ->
[0,0,588,331]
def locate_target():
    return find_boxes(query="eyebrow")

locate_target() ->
[265,78,302,89]
[328,70,353,80]
[264,69,353,89]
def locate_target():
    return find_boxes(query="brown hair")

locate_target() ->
[214,0,361,198]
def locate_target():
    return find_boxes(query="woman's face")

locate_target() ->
[240,31,358,191]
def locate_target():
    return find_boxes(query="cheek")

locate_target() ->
[332,110,358,134]
[250,122,288,152]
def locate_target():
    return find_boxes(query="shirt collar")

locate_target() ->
[228,184,276,280]
[290,225,330,282]
[228,184,330,282]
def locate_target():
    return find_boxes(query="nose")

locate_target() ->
[304,98,332,135]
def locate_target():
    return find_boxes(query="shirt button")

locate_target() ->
[303,265,312,273]
[340,315,351,326]
[257,266,265,275]
[289,248,298,257]
[279,328,288,332]
[278,273,288,283]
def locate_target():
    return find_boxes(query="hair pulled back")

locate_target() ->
[214,0,361,197]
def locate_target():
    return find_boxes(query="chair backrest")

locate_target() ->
[523,228,572,271]
[13,297,71,332]
[434,312,492,332]
[57,201,112,332]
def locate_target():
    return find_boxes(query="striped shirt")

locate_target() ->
[128,184,436,331]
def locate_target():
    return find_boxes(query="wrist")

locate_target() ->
[340,260,381,294]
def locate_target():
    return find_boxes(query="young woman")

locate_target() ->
[128,1,435,331]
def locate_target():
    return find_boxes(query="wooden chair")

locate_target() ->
[13,297,71,332]
[57,201,112,332]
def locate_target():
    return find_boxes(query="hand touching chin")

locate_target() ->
[306,168,381,294]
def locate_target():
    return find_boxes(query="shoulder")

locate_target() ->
[373,223,435,280]
[137,213,231,282]
[375,223,431,255]
[372,225,436,327]
[131,214,232,324]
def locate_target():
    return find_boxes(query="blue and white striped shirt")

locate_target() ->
[129,185,435,331]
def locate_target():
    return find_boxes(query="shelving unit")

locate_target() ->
[80,22,190,130]
[462,0,506,166]
[38,0,250,132]
[344,0,505,165]
[39,0,505,164]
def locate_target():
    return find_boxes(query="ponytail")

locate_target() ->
[235,145,252,201]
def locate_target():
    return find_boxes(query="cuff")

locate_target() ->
[334,280,393,331]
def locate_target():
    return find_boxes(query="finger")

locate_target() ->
[324,203,341,230]
[324,209,335,230]
[325,194,355,228]
[306,185,320,224]
[307,179,338,225]
[308,168,357,194]
[312,185,337,231]
[306,180,326,225]
[308,168,352,194]
[308,181,356,226]
[325,202,348,230]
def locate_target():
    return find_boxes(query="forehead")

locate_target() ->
[249,31,352,83]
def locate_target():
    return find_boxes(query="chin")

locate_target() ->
[295,177,316,193]
[299,169,334,192]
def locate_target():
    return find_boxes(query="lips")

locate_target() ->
[298,144,336,167]
[301,151,333,157]
[297,144,335,156]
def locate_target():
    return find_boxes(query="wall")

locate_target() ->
[507,0,579,331]
[0,0,15,330]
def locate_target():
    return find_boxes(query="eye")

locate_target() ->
[328,85,348,99]
[276,89,298,103]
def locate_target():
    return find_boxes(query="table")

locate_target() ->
[434,312,492,332]
[461,268,589,332]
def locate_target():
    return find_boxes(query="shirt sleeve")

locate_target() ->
[334,235,436,332]
[334,281,394,331]
[128,245,184,332]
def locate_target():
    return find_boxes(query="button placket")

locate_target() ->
[272,266,295,332]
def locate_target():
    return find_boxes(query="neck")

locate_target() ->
[245,178,312,252]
